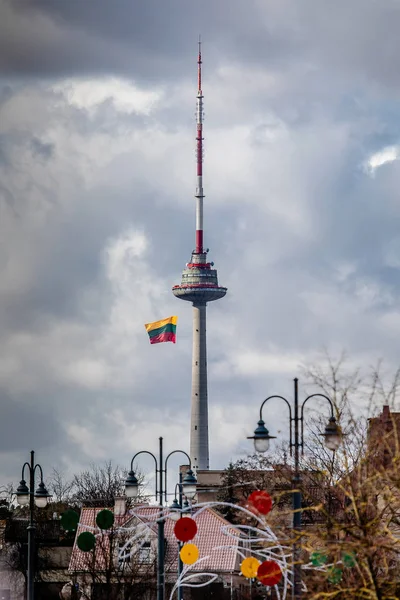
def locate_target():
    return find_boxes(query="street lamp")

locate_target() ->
[168,495,182,522]
[124,437,197,600]
[16,450,51,600]
[168,474,194,600]
[321,417,342,451]
[168,476,196,522]
[248,378,342,600]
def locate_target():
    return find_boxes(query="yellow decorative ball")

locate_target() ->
[180,543,200,565]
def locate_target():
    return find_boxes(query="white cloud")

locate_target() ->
[0,226,170,395]
[52,77,163,115]
[212,350,304,379]
[105,230,149,286]
[378,311,400,336]
[62,358,111,390]
[66,423,107,459]
[364,145,399,176]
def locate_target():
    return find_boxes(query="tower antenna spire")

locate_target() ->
[198,35,202,93]
[195,34,204,254]
[172,40,227,474]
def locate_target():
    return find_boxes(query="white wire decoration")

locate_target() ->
[71,495,348,597]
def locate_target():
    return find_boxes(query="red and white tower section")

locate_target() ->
[172,41,227,473]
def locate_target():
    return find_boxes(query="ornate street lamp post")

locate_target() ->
[248,378,342,600]
[16,450,51,600]
[125,437,197,600]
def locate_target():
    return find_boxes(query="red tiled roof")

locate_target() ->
[69,505,241,574]
[69,508,131,572]
[184,507,240,572]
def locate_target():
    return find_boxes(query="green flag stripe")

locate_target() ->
[148,323,177,338]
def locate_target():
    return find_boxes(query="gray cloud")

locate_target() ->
[0,390,63,452]
[2,0,400,96]
[30,136,54,160]
[0,0,262,81]
[1,0,400,487]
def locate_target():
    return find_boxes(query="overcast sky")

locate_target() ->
[1,0,400,491]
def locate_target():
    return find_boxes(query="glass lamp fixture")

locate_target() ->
[247,419,276,454]
[125,471,139,499]
[320,417,341,451]
[182,469,197,500]
[169,497,182,522]
[16,479,30,506]
[34,481,51,508]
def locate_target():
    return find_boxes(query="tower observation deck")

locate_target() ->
[172,40,227,473]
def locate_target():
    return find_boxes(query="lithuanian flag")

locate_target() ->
[145,316,178,345]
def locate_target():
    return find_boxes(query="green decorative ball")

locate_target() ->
[342,552,356,568]
[96,509,114,530]
[310,551,328,567]
[60,510,80,532]
[328,566,343,584]
[77,532,96,552]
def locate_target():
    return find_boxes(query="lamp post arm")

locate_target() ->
[21,462,31,482]
[129,450,158,501]
[259,395,293,449]
[164,450,192,503]
[33,464,44,483]
[164,450,191,470]
[173,481,184,508]
[130,450,158,472]
[300,393,334,449]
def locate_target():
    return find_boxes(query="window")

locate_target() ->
[137,541,152,563]
[118,542,132,568]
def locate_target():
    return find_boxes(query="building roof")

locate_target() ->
[69,507,131,572]
[69,505,241,574]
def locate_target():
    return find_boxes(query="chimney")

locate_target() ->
[381,405,391,422]
[114,496,127,517]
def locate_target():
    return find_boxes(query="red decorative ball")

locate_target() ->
[173,517,198,542]
[248,490,272,515]
[257,560,282,586]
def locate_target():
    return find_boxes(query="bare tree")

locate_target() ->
[71,461,130,508]
[48,468,75,505]
[219,355,400,599]
[299,355,400,599]
[70,461,148,508]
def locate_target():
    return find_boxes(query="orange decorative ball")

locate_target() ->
[241,557,261,579]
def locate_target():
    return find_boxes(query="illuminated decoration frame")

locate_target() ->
[64,494,355,599]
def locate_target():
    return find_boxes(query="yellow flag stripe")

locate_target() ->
[145,316,178,332]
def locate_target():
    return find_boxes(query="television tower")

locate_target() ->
[172,39,227,473]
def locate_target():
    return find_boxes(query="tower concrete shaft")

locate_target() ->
[191,304,208,469]
[172,40,227,473]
